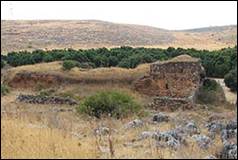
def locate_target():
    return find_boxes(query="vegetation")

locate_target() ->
[224,67,237,92]
[1,84,10,96]
[1,59,5,68]
[196,79,226,105]
[77,90,142,118]
[62,60,78,70]
[2,46,237,78]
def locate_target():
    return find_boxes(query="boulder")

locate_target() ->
[192,134,212,149]
[152,112,169,123]
[125,119,143,129]
[219,142,237,159]
[185,121,200,135]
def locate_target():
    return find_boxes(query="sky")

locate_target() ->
[1,1,237,30]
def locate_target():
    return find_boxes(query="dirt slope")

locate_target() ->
[1,20,237,53]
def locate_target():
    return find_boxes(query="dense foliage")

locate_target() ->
[2,46,237,78]
[77,90,142,118]
[224,67,237,92]
[62,60,78,70]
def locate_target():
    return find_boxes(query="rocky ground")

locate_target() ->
[1,87,237,159]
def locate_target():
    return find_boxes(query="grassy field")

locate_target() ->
[1,59,237,159]
[2,97,234,159]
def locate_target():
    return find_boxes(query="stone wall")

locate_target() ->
[149,97,194,111]
[16,94,78,105]
[134,55,205,110]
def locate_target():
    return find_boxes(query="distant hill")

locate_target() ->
[1,20,237,53]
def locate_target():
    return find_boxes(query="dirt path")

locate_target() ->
[213,78,237,104]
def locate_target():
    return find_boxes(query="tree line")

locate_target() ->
[1,46,237,79]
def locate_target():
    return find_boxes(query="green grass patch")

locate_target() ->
[1,84,10,96]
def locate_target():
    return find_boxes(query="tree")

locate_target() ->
[224,67,237,92]
[62,60,78,70]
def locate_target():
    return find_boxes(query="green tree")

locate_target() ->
[224,67,237,92]
[62,60,78,70]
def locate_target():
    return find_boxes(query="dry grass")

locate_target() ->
[1,87,236,159]
[1,59,237,159]
[4,61,150,88]
[1,20,236,54]
[1,108,229,159]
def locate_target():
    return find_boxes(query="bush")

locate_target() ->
[77,62,95,69]
[196,79,226,105]
[224,68,237,92]
[1,59,5,68]
[62,60,78,70]
[77,90,142,118]
[1,84,10,96]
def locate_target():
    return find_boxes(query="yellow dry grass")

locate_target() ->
[2,86,235,159]
[1,58,236,159]
[1,108,227,159]
[4,61,150,87]
[1,20,236,54]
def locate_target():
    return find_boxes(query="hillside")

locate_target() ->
[1,20,237,53]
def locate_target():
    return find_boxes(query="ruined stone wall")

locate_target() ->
[16,94,78,105]
[134,55,205,110]
[150,97,193,111]
[135,61,205,98]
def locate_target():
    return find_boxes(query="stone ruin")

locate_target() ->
[134,54,205,110]
[16,94,78,106]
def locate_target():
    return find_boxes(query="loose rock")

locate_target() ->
[192,134,212,149]
[152,112,170,123]
[125,119,143,129]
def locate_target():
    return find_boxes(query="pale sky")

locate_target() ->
[1,1,237,30]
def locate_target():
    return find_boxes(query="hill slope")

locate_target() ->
[1,20,237,53]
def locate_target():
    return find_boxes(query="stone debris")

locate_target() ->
[94,127,110,136]
[16,94,78,105]
[206,121,225,139]
[221,119,237,143]
[125,119,143,129]
[206,121,225,133]
[221,129,237,143]
[192,134,212,149]
[152,112,170,123]
[139,131,157,140]
[153,127,188,150]
[226,119,237,130]
[219,142,237,159]
[203,155,217,159]
[185,121,200,136]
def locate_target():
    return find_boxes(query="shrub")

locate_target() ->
[77,90,142,118]
[62,60,78,70]
[1,59,5,68]
[224,68,237,92]
[1,84,10,96]
[77,62,95,69]
[196,79,226,105]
